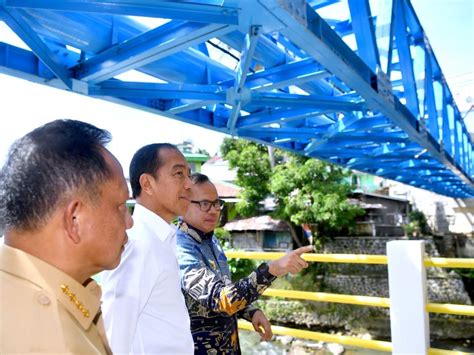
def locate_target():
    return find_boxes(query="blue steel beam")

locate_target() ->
[3,0,239,25]
[73,21,236,83]
[393,0,420,118]
[305,112,366,154]
[220,57,330,93]
[261,0,473,193]
[347,0,380,71]
[91,81,226,101]
[238,127,327,140]
[0,42,57,84]
[167,101,218,115]
[1,9,236,85]
[236,108,335,129]
[249,92,364,111]
[218,31,335,96]
[422,38,439,142]
[0,0,472,197]
[227,25,261,133]
[0,8,72,88]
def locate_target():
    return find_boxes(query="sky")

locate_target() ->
[0,72,228,172]
[0,0,472,174]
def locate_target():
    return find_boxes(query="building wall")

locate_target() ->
[353,172,474,235]
[389,181,474,235]
[230,231,292,251]
[231,231,263,251]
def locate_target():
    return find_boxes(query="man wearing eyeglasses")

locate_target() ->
[177,173,313,354]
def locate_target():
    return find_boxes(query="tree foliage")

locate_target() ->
[404,209,431,236]
[221,138,363,243]
[271,155,363,237]
[221,138,272,216]
[196,148,210,157]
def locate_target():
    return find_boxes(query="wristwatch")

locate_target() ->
[256,262,277,283]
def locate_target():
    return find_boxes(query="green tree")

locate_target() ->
[214,227,256,281]
[221,138,273,216]
[221,138,363,247]
[404,209,430,236]
[196,148,210,157]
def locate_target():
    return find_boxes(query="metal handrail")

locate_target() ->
[225,251,474,268]
[226,250,474,352]
[238,320,471,354]
[263,288,474,317]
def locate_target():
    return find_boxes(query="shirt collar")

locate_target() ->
[0,244,101,330]
[178,221,213,243]
[133,203,176,242]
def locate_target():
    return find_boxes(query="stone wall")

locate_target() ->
[260,236,474,339]
[321,236,471,305]
[455,235,474,258]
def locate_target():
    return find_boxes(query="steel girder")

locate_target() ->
[0,0,472,197]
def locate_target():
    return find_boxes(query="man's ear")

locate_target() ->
[139,173,155,196]
[64,200,82,244]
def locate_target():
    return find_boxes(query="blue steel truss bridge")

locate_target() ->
[0,0,472,197]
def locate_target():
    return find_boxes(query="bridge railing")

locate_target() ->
[226,240,474,354]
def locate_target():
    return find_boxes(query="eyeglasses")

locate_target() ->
[190,199,225,212]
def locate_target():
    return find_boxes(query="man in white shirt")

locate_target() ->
[101,143,194,354]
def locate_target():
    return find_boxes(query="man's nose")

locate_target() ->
[184,174,192,190]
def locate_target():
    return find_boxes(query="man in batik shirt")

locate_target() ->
[177,173,314,354]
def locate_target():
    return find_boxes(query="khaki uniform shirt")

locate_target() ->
[0,244,111,354]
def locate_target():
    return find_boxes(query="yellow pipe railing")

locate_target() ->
[238,320,471,355]
[263,288,391,308]
[225,251,474,268]
[225,251,388,264]
[237,320,393,352]
[428,349,472,355]
[227,250,474,352]
[264,288,474,317]
[225,250,474,269]
[426,303,474,317]
[425,257,474,268]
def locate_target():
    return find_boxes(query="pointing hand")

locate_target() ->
[268,245,314,277]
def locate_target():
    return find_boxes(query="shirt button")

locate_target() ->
[36,291,51,306]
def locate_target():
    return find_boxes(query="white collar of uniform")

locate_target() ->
[133,203,176,242]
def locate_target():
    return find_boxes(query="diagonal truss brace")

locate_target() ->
[0,7,72,88]
[260,0,473,191]
[2,0,239,25]
[227,25,261,134]
[73,22,236,84]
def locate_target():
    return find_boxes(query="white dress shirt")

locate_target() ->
[101,204,194,355]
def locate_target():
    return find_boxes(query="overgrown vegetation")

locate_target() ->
[221,138,364,247]
[214,227,256,281]
[404,209,431,236]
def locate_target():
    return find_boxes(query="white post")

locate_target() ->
[387,240,430,354]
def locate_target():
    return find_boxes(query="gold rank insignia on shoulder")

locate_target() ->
[61,284,90,318]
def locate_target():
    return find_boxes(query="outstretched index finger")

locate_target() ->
[293,245,315,255]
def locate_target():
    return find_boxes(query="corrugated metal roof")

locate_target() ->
[224,215,290,231]
[215,181,240,198]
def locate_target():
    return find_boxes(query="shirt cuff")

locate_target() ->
[255,262,277,284]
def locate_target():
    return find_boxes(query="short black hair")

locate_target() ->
[191,172,211,185]
[0,119,112,232]
[129,143,178,198]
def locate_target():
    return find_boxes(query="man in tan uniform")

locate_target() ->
[0,119,133,353]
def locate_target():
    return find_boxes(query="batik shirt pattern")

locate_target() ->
[176,222,275,354]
